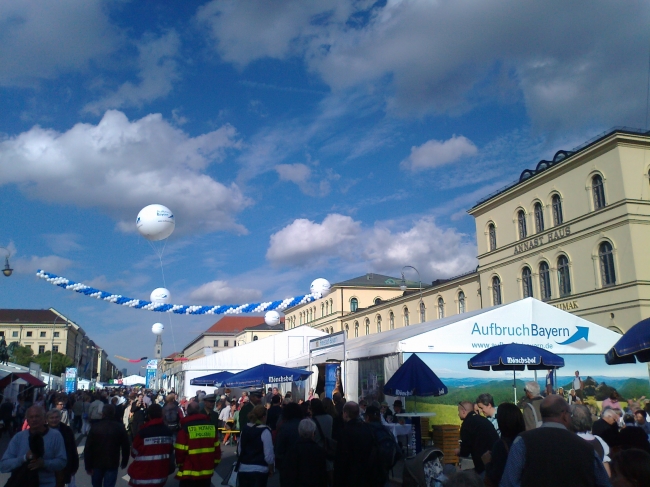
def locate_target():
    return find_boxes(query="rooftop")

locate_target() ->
[334,273,424,288]
[241,320,284,332]
[0,308,61,324]
[203,316,266,334]
[471,127,650,210]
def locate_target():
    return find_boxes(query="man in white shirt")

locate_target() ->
[573,371,584,400]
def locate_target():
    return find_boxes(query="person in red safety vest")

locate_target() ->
[174,401,221,487]
[128,404,174,487]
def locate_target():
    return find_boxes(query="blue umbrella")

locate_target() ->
[221,363,312,389]
[468,343,565,401]
[384,354,447,413]
[605,317,650,364]
[190,371,234,387]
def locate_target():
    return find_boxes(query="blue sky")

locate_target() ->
[1,1,649,374]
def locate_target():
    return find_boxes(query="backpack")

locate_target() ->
[163,403,180,431]
[526,403,543,428]
[372,424,402,471]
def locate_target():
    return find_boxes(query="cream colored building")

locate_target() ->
[288,128,650,337]
[0,308,117,381]
[235,322,283,346]
[182,316,262,359]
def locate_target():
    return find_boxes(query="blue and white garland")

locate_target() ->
[36,270,320,315]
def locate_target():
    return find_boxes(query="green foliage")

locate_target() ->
[618,378,650,400]
[33,352,73,376]
[406,379,527,407]
[11,344,34,366]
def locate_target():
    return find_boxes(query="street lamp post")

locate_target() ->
[0,247,13,277]
[400,265,424,322]
[48,317,68,390]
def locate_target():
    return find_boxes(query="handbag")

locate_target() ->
[313,417,337,460]
[222,461,239,487]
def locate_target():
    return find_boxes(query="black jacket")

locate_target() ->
[56,422,79,483]
[84,418,130,470]
[459,411,499,474]
[333,419,379,487]
[266,405,282,431]
[275,418,301,471]
[283,438,327,487]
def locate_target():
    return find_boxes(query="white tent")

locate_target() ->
[122,375,147,386]
[179,325,325,398]
[279,298,629,402]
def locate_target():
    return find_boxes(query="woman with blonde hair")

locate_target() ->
[238,405,275,487]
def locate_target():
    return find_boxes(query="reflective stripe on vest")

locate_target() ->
[129,477,169,485]
[174,443,189,450]
[176,469,215,477]
[133,454,170,461]
[188,447,215,455]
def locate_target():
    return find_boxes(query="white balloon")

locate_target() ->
[152,323,164,335]
[310,278,331,297]
[265,310,281,326]
[136,204,175,241]
[150,288,171,304]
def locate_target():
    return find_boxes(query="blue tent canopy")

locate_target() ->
[468,343,565,371]
[190,371,235,387]
[221,363,312,389]
[383,354,447,397]
[606,317,650,364]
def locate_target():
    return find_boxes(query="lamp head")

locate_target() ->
[2,257,12,277]
[399,273,407,291]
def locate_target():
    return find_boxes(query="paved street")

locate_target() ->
[0,431,279,487]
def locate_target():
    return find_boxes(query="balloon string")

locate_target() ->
[148,239,178,356]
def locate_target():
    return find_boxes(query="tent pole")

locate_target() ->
[513,370,517,403]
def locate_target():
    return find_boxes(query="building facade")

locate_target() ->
[287,128,650,338]
[182,316,262,359]
[0,308,117,381]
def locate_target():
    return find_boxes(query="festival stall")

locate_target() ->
[179,325,325,398]
[279,298,646,407]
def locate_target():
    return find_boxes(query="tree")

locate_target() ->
[33,352,73,376]
[11,344,34,366]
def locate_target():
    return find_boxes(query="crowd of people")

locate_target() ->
[0,380,648,487]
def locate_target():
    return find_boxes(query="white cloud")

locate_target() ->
[195,0,355,67]
[0,110,251,235]
[83,30,181,114]
[0,0,121,86]
[12,255,73,275]
[275,163,331,196]
[43,233,84,254]
[188,280,263,304]
[401,135,478,171]
[199,1,650,129]
[266,214,361,266]
[266,213,477,280]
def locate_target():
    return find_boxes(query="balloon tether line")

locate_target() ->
[148,239,178,355]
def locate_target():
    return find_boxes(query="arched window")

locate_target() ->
[374,297,381,305]
[517,210,527,240]
[299,313,303,325]
[539,262,551,301]
[345,324,349,338]
[403,308,410,326]
[389,311,395,330]
[458,291,466,314]
[534,202,544,233]
[557,255,571,297]
[437,298,444,319]
[321,303,324,317]
[552,194,563,226]
[376,315,382,333]
[492,276,502,305]
[522,266,533,298]
[599,242,616,286]
[592,175,606,209]
[488,223,497,251]
[354,321,359,338]
[365,318,370,335]
[330,299,334,312]
[419,302,426,322]
[350,298,358,312]
[325,301,329,315]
